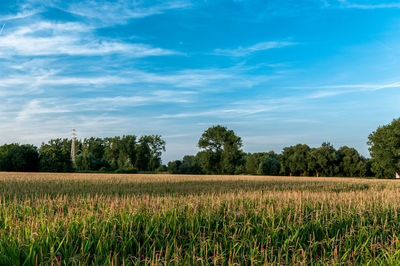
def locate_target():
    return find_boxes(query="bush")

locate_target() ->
[99,167,111,173]
[156,165,168,173]
[115,168,138,174]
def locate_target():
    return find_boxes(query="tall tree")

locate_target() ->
[135,135,165,171]
[337,146,366,177]
[281,144,310,176]
[39,139,73,172]
[104,135,137,170]
[83,137,105,160]
[257,153,280,176]
[307,143,339,177]
[197,125,243,174]
[368,118,400,178]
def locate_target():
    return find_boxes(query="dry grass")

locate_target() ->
[0,172,400,264]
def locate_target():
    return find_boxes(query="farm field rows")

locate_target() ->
[1,173,400,264]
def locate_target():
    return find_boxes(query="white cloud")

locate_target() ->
[0,9,39,21]
[16,99,71,122]
[214,41,296,57]
[0,21,177,57]
[64,0,191,25]
[330,0,400,9]
[156,104,282,119]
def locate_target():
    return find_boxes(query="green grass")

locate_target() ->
[0,173,400,264]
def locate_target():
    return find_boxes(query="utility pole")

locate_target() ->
[71,128,76,164]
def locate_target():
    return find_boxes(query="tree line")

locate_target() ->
[0,135,165,173]
[1,117,399,177]
[168,125,373,177]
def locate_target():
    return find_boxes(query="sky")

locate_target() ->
[1,0,400,163]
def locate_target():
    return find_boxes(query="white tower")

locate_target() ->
[71,128,76,163]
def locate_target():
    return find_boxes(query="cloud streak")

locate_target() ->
[214,41,296,57]
[0,21,178,57]
[64,0,191,25]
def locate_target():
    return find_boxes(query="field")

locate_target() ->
[1,173,400,264]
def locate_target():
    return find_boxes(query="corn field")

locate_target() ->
[1,173,400,264]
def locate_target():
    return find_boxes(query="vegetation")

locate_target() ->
[1,173,400,264]
[196,125,244,175]
[1,117,400,178]
[368,117,400,178]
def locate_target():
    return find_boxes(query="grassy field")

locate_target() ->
[1,173,400,264]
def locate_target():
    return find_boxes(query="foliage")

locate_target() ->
[197,125,243,174]
[38,139,74,172]
[114,168,138,174]
[0,144,39,172]
[337,146,367,177]
[281,144,311,176]
[75,152,109,171]
[104,135,137,170]
[368,118,400,178]
[245,152,280,175]
[168,156,203,174]
[308,142,339,177]
[257,154,280,175]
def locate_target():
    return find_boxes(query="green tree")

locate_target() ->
[83,137,105,160]
[197,125,243,174]
[134,135,165,171]
[104,136,122,170]
[337,146,367,177]
[257,154,280,176]
[368,118,400,178]
[104,135,137,170]
[245,153,264,174]
[307,143,339,177]
[0,144,39,172]
[147,135,166,171]
[39,139,73,172]
[179,155,203,174]
[280,144,310,176]
[167,160,182,174]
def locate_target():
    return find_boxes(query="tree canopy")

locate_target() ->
[368,118,400,178]
[197,125,243,174]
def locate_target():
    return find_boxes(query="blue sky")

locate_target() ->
[1,0,400,162]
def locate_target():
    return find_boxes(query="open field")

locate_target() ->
[1,173,400,264]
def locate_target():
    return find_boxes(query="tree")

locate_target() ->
[257,154,280,176]
[245,153,265,174]
[337,146,366,177]
[103,135,137,170]
[83,137,105,160]
[167,160,182,174]
[280,144,310,176]
[135,139,151,171]
[368,118,400,178]
[0,144,39,172]
[307,143,339,177]
[118,135,137,169]
[168,155,203,174]
[147,135,166,171]
[197,125,243,174]
[39,139,73,172]
[245,152,280,175]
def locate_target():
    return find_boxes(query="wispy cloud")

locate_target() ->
[64,0,191,25]
[0,21,177,57]
[214,41,296,57]
[0,9,40,21]
[292,81,400,93]
[16,99,71,122]
[335,0,400,9]
[156,104,282,119]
